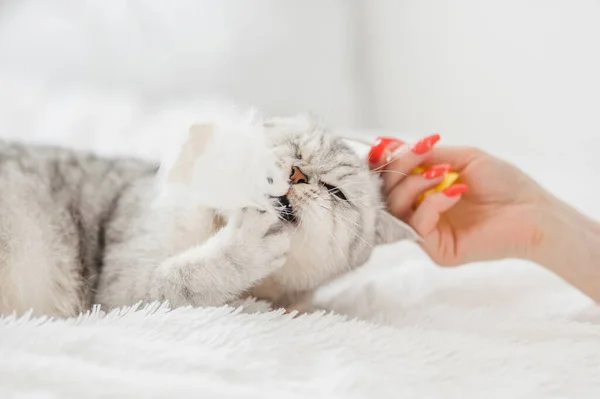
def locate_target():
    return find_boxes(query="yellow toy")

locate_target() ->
[411,166,460,203]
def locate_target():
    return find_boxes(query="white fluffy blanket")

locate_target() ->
[1,1,600,397]
[1,243,599,397]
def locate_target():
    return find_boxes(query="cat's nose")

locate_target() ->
[289,166,308,184]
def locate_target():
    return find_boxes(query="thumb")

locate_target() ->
[409,191,463,265]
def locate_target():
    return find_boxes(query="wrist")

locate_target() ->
[530,194,583,265]
[529,193,600,300]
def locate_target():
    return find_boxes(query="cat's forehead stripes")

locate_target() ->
[295,132,362,171]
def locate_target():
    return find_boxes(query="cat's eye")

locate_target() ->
[322,182,347,201]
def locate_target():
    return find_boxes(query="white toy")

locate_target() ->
[154,112,289,211]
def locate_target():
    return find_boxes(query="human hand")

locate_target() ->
[369,135,551,266]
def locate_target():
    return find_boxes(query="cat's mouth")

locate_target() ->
[274,195,296,223]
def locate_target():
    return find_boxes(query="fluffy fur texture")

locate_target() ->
[0,115,416,317]
[154,110,289,211]
[2,289,600,398]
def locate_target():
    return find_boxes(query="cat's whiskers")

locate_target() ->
[372,146,410,171]
[318,203,373,249]
[323,205,365,233]
[332,213,373,250]
[370,169,410,177]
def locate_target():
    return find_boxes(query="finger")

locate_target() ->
[367,136,405,169]
[409,185,467,236]
[379,134,441,195]
[386,164,452,218]
[420,146,484,171]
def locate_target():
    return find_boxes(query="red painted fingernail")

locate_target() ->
[368,136,402,165]
[443,184,469,197]
[422,163,452,179]
[411,133,440,155]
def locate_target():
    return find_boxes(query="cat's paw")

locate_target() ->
[226,207,292,270]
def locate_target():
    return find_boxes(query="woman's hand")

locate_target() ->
[370,135,600,301]
[369,135,551,266]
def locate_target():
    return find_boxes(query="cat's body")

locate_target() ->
[0,140,155,315]
[0,116,412,317]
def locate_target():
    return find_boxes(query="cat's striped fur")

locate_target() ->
[0,116,413,316]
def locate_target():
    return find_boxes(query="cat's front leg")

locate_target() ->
[150,207,291,308]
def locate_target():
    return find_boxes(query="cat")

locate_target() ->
[0,115,415,317]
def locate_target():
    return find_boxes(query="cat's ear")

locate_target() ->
[375,209,421,245]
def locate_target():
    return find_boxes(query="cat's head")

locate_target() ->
[260,114,418,296]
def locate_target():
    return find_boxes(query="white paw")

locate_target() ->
[226,207,292,270]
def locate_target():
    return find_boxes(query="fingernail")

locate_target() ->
[411,133,440,155]
[368,136,402,165]
[422,163,452,179]
[442,184,469,197]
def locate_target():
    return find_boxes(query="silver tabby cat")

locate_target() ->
[0,115,413,317]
